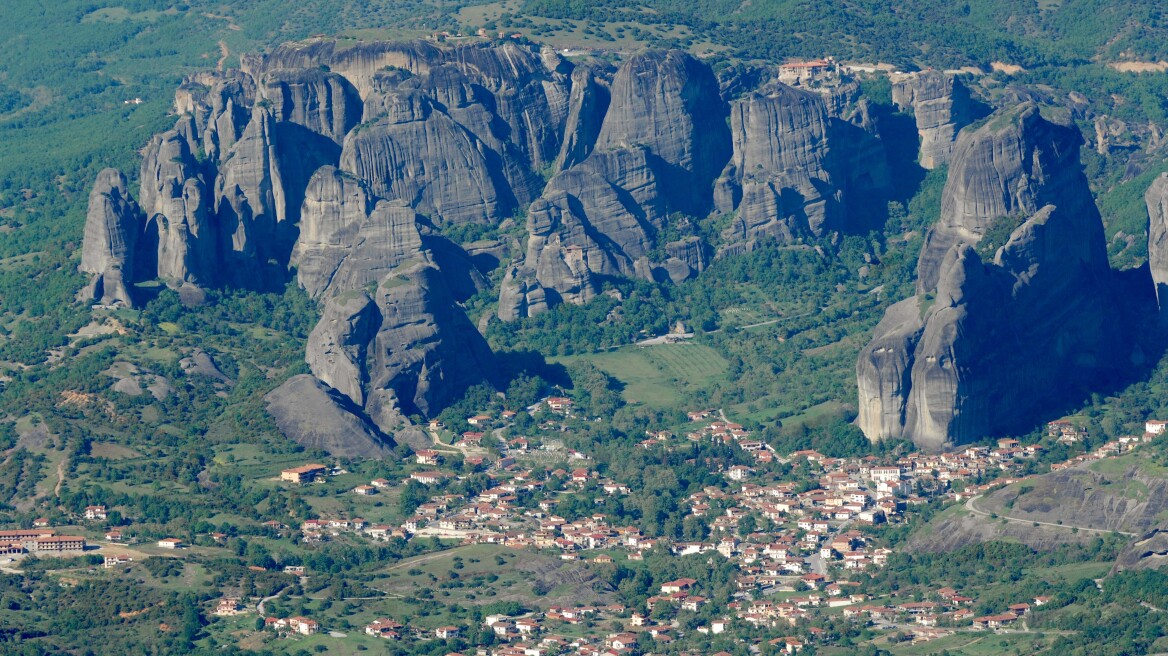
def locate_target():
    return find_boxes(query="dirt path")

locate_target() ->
[216,40,229,72]
[53,455,67,497]
[382,545,474,574]
[965,495,1135,537]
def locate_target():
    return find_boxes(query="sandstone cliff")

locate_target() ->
[79,169,142,306]
[79,37,915,443]
[295,166,496,436]
[892,71,985,169]
[858,104,1130,450]
[716,84,844,250]
[1146,173,1168,315]
[501,50,733,318]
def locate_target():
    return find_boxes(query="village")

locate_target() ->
[3,395,1158,653]
[216,399,1165,654]
[3,388,1158,656]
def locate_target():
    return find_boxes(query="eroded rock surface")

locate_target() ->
[858,105,1131,450]
[265,374,395,458]
[892,71,986,169]
[80,169,141,306]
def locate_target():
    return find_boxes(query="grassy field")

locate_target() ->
[1090,453,1168,477]
[373,544,614,609]
[551,342,728,408]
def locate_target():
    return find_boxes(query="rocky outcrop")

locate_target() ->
[367,260,497,421]
[82,37,931,445]
[295,166,496,434]
[555,66,610,172]
[916,104,1106,292]
[595,50,729,215]
[265,374,395,459]
[213,106,295,285]
[261,68,362,145]
[498,265,551,321]
[1146,173,1168,315]
[79,169,141,306]
[293,166,425,298]
[506,51,732,317]
[892,71,985,169]
[305,292,380,405]
[138,125,215,285]
[305,258,497,435]
[179,349,232,384]
[717,84,844,250]
[174,71,255,162]
[340,90,513,225]
[1116,528,1168,570]
[858,104,1131,450]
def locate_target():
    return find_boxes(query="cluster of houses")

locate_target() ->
[264,615,318,636]
[0,529,87,555]
[24,402,1156,654]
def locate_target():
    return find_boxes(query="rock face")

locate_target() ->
[594,50,730,215]
[265,374,395,458]
[261,68,362,145]
[305,259,497,435]
[1146,173,1168,315]
[892,71,986,169]
[916,104,1105,291]
[503,50,740,317]
[335,42,571,226]
[293,166,425,298]
[79,38,912,445]
[138,124,215,286]
[717,84,844,249]
[857,104,1130,450]
[80,169,141,306]
[296,166,496,436]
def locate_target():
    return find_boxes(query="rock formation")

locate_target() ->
[293,166,425,299]
[138,124,215,286]
[261,68,362,145]
[78,37,913,446]
[716,84,844,250]
[265,374,395,458]
[858,104,1131,450]
[295,166,496,436]
[594,50,730,215]
[501,50,736,317]
[80,169,141,306]
[892,71,986,169]
[1146,173,1168,315]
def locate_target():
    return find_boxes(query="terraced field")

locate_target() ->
[552,342,728,408]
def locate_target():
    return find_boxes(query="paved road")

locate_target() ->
[965,495,1135,537]
[256,586,290,617]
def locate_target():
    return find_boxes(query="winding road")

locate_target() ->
[964,494,1135,537]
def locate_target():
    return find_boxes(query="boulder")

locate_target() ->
[265,374,395,459]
